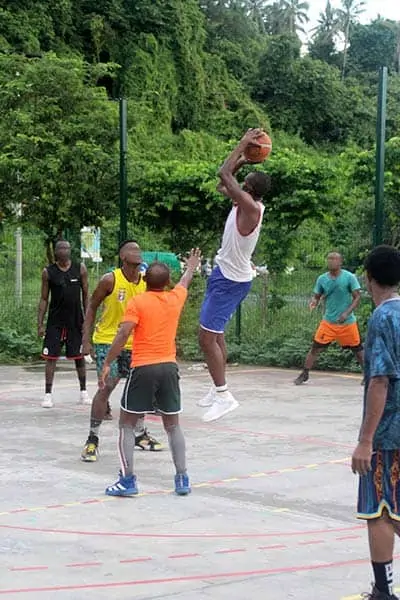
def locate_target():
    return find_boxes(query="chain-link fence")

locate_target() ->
[0,226,373,371]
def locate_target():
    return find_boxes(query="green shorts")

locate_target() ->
[121,362,181,414]
[94,343,131,380]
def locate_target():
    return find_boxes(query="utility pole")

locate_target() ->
[374,66,388,246]
[119,98,128,245]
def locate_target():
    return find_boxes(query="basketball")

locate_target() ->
[244,132,272,163]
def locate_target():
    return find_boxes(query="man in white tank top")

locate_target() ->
[199,129,271,422]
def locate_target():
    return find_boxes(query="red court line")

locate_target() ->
[168,553,200,560]
[215,548,246,555]
[0,555,389,595]
[119,557,152,564]
[258,544,287,550]
[66,562,102,568]
[9,566,48,572]
[0,523,365,539]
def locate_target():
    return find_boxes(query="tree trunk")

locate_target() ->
[342,20,350,80]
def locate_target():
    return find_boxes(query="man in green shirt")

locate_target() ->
[294,252,364,385]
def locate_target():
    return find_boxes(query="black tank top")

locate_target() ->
[46,262,84,328]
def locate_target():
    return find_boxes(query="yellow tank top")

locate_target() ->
[93,268,146,349]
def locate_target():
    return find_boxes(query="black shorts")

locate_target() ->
[42,326,83,360]
[121,362,181,415]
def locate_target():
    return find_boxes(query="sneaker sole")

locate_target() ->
[196,400,214,408]
[175,488,191,496]
[135,445,163,452]
[105,489,138,497]
[202,401,239,423]
[80,455,97,462]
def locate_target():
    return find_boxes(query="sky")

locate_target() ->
[306,0,400,39]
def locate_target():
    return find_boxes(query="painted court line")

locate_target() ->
[0,456,349,520]
[342,586,400,600]
[0,523,364,539]
[4,535,365,573]
[0,556,381,596]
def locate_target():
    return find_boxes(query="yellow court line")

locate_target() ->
[0,457,349,519]
[342,589,400,600]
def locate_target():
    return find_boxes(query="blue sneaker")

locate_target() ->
[105,474,138,497]
[175,473,191,496]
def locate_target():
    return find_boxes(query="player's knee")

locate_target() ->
[199,328,216,351]
[162,415,179,432]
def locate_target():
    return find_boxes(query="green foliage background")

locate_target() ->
[1,0,400,367]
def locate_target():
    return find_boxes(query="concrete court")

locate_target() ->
[0,362,394,600]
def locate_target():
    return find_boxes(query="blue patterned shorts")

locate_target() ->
[94,344,131,380]
[357,449,400,521]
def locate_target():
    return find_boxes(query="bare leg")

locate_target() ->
[217,333,227,368]
[74,358,87,391]
[294,346,325,385]
[45,360,57,393]
[90,377,119,424]
[304,346,324,370]
[353,348,364,369]
[199,328,226,387]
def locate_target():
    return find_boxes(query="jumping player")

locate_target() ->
[101,249,201,497]
[294,252,363,385]
[352,245,400,600]
[80,240,162,462]
[38,240,91,408]
[198,128,271,422]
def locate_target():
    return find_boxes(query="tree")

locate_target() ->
[309,1,340,65]
[382,20,400,74]
[0,53,119,251]
[278,0,310,35]
[337,0,366,78]
[347,19,397,74]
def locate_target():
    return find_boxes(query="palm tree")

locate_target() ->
[337,0,366,78]
[279,0,310,35]
[311,0,340,41]
[246,0,270,33]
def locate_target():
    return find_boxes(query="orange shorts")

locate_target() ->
[314,320,361,348]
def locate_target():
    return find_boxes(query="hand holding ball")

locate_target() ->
[244,131,272,164]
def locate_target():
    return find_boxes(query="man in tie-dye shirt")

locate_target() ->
[352,245,400,600]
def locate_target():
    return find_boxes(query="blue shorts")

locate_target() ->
[357,449,400,521]
[199,266,252,334]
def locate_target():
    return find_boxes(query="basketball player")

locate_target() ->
[80,240,162,462]
[38,239,91,408]
[198,128,271,422]
[294,252,363,385]
[352,245,400,600]
[101,249,201,497]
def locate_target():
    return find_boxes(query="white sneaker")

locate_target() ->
[41,393,54,409]
[202,391,239,422]
[78,391,92,406]
[197,387,216,408]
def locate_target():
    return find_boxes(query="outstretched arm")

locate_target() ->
[179,248,202,289]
